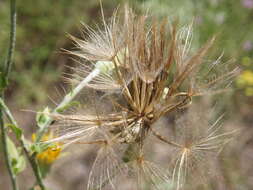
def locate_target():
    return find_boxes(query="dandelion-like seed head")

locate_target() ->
[46,4,239,190]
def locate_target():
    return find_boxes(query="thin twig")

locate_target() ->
[4,0,16,79]
[0,112,19,190]
[0,0,18,190]
[26,153,46,190]
[0,98,46,190]
[0,98,17,126]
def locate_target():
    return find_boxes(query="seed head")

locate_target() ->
[46,5,239,190]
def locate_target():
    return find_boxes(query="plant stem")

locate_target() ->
[4,0,16,79]
[0,0,18,189]
[55,68,100,113]
[20,142,45,190]
[26,153,46,190]
[36,68,100,142]
[0,111,19,190]
[0,98,46,190]
[0,98,17,126]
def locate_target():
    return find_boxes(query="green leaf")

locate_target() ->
[6,137,19,158]
[36,107,51,129]
[14,155,26,174]
[30,142,51,154]
[6,123,23,140]
[6,136,26,175]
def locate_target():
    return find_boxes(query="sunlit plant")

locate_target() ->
[0,2,240,190]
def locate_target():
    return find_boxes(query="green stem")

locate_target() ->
[26,153,46,190]
[0,111,19,190]
[4,0,16,79]
[0,98,17,126]
[0,98,46,190]
[20,141,45,190]
[0,0,18,189]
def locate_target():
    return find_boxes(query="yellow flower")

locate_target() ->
[236,70,253,87]
[32,133,62,165]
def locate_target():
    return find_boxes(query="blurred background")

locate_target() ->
[0,0,252,189]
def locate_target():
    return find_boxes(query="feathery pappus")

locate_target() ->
[43,5,239,190]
